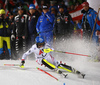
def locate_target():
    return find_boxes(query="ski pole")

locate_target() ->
[54,50,91,57]
[44,48,91,57]
[4,64,20,66]
[4,64,24,68]
[90,7,100,41]
[37,67,59,81]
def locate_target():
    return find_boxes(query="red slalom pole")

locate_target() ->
[37,67,58,81]
[65,52,90,57]
[54,50,91,57]
[4,64,20,66]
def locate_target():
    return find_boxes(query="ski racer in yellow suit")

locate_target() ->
[0,9,11,59]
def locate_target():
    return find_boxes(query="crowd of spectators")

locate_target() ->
[2,0,100,60]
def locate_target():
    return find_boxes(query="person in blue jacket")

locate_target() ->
[27,4,40,48]
[77,2,100,44]
[36,4,55,46]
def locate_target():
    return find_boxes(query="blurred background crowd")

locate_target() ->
[1,0,100,60]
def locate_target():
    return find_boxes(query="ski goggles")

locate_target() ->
[37,43,45,47]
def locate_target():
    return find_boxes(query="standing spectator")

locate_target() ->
[8,12,16,59]
[37,8,42,15]
[70,4,75,11]
[0,3,3,10]
[74,20,83,39]
[36,4,55,46]
[60,1,68,13]
[27,4,40,48]
[0,9,11,59]
[8,12,15,32]
[39,0,45,8]
[53,5,74,41]
[49,1,58,13]
[51,7,57,17]
[11,6,28,59]
[77,2,100,44]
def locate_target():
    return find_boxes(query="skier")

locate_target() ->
[20,36,85,78]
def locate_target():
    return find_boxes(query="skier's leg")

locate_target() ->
[42,59,56,69]
[42,59,63,74]
[45,54,59,67]
[57,64,72,72]
[58,63,85,78]
[58,64,82,74]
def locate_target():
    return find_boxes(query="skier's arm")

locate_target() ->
[21,46,35,66]
[22,46,34,60]
[43,43,54,53]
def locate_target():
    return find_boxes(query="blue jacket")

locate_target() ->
[36,12,55,33]
[28,12,39,35]
[78,8,100,35]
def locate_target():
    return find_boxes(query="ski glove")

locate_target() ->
[21,60,25,65]
[44,48,53,53]
[11,35,15,41]
[20,59,25,68]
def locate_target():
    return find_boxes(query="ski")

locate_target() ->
[58,64,85,79]
[77,73,85,79]
[37,67,59,81]
[73,69,86,79]
[54,68,68,78]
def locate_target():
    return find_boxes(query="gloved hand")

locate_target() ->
[37,32,40,34]
[96,30,100,35]
[11,35,15,41]
[36,32,40,36]
[20,59,25,68]
[44,48,53,53]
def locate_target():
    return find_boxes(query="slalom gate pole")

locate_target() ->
[37,67,59,81]
[4,64,20,66]
[54,50,91,57]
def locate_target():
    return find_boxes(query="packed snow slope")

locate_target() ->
[0,38,100,85]
[0,60,100,85]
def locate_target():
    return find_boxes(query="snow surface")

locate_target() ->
[0,38,100,85]
[0,60,100,85]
